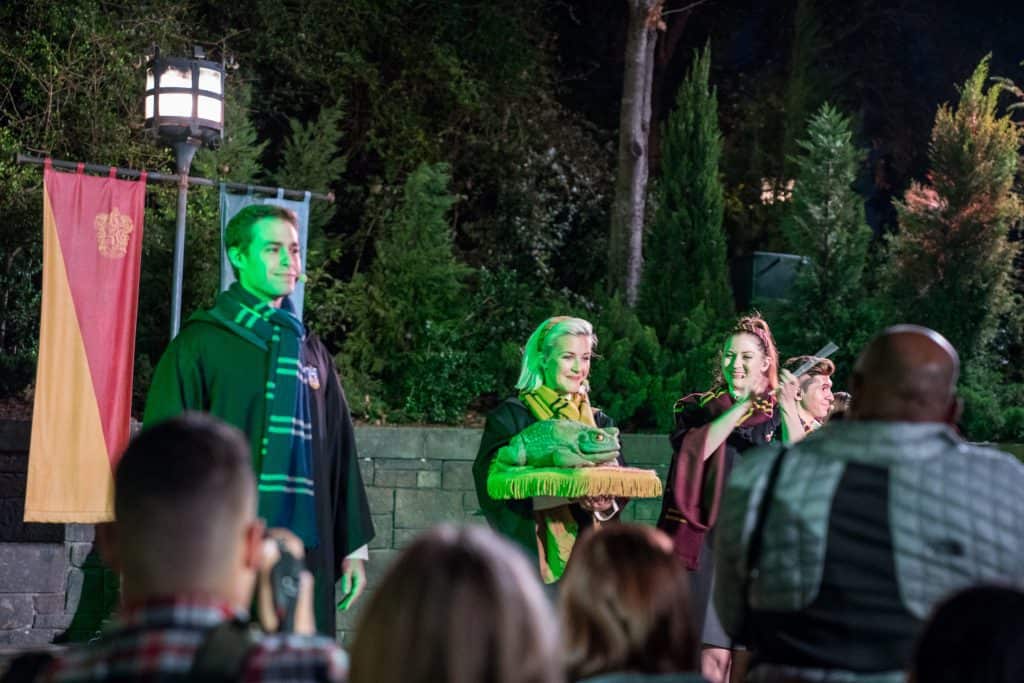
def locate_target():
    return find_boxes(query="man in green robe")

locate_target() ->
[144,204,374,636]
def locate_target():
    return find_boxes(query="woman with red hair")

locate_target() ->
[657,314,802,682]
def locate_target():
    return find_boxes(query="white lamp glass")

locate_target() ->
[158,92,194,118]
[159,66,193,89]
[197,67,223,94]
[197,95,223,124]
[145,94,154,119]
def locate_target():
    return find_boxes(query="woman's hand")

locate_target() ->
[777,369,801,411]
[777,368,806,445]
[702,393,755,461]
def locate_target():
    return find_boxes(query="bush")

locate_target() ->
[342,162,470,406]
[403,321,495,424]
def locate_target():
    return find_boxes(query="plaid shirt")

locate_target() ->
[41,597,348,683]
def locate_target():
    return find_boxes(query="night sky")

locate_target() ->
[551,0,1024,239]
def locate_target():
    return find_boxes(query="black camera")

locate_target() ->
[267,538,304,633]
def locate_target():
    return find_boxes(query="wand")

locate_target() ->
[790,342,839,378]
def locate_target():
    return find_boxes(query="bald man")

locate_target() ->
[713,326,1024,683]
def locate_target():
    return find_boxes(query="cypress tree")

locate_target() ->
[776,102,873,362]
[342,162,471,407]
[637,43,732,341]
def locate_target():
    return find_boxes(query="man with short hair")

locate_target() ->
[716,325,1024,683]
[144,205,373,636]
[42,414,348,682]
[782,355,835,432]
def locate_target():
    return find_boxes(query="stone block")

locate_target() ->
[0,499,64,543]
[462,491,480,512]
[355,427,424,460]
[0,628,58,647]
[0,454,24,473]
[391,528,420,548]
[621,433,671,465]
[374,459,441,488]
[66,524,96,543]
[0,544,66,592]
[33,612,73,629]
[442,461,475,491]
[0,595,34,629]
[64,568,84,614]
[374,469,418,488]
[0,421,31,451]
[0,472,25,498]
[368,514,392,550]
[364,487,394,514]
[394,489,465,529]
[423,428,482,461]
[358,458,374,483]
[416,470,441,488]
[364,549,399,587]
[373,458,441,471]
[34,593,64,615]
[68,542,93,567]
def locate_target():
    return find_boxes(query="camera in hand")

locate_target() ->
[269,538,304,633]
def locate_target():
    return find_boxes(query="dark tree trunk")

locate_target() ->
[609,0,659,306]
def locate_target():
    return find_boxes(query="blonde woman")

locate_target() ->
[472,316,625,583]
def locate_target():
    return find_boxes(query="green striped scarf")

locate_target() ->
[209,283,319,547]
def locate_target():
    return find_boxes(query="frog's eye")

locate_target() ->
[596,434,604,441]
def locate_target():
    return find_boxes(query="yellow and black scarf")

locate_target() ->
[518,384,596,583]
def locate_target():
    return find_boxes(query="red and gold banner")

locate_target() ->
[25,161,147,522]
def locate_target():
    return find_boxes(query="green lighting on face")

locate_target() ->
[233,217,301,304]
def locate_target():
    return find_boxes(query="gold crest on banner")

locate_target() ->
[95,207,134,259]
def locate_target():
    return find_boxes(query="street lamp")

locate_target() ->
[144,46,226,338]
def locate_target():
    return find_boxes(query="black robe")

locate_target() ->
[143,314,374,636]
[658,392,780,648]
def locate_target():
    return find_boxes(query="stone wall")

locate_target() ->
[0,421,116,649]
[0,420,671,647]
[335,426,670,643]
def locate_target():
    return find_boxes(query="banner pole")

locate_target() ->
[15,153,335,202]
[17,152,335,340]
[170,141,200,338]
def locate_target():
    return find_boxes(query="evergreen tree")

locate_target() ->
[888,56,1021,360]
[270,102,347,245]
[637,43,732,342]
[775,103,874,366]
[342,162,471,411]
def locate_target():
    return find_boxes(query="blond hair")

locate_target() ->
[515,316,597,392]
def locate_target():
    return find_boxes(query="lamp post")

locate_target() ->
[144,46,225,338]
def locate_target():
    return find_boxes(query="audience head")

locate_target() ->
[783,355,836,422]
[350,524,561,683]
[559,525,700,681]
[718,314,780,398]
[849,325,960,424]
[909,585,1024,683]
[103,414,263,608]
[517,316,597,395]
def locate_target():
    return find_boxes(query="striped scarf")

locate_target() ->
[518,384,598,583]
[209,283,319,547]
